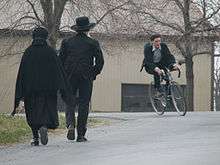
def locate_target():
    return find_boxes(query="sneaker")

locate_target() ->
[76,136,88,142]
[67,125,75,140]
[39,126,48,145]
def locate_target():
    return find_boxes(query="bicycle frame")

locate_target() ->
[161,68,186,116]
[152,67,186,112]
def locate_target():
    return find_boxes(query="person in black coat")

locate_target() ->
[59,16,104,142]
[143,33,180,92]
[12,27,71,146]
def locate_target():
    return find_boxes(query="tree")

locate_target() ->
[213,11,220,111]
[0,0,130,49]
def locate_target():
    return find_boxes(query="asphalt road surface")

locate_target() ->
[1,112,220,165]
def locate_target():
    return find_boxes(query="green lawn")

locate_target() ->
[0,114,31,145]
[0,113,109,145]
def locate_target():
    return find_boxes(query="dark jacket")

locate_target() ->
[59,33,104,80]
[143,43,176,73]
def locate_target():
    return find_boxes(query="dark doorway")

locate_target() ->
[121,83,186,112]
[121,84,153,112]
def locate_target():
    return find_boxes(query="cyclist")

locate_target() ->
[143,33,180,94]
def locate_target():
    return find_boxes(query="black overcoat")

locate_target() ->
[59,33,104,81]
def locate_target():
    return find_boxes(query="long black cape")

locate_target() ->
[12,39,72,115]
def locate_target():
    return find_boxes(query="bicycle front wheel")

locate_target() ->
[149,82,166,115]
[170,82,186,116]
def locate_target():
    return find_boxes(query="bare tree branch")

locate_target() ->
[26,0,45,25]
[136,10,185,33]
[192,7,220,32]
[172,0,185,14]
[96,0,131,25]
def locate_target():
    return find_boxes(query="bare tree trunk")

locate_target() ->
[185,56,194,111]
[183,0,194,111]
[40,0,67,49]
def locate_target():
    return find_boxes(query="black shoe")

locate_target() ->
[67,125,75,140]
[76,136,88,142]
[31,138,39,146]
[39,126,48,145]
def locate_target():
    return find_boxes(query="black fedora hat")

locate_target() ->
[71,16,96,32]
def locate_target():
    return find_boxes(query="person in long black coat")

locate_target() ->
[12,27,71,146]
[59,16,104,142]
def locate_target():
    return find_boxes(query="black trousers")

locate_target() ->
[147,64,168,89]
[31,126,40,139]
[65,75,93,137]
[153,72,161,89]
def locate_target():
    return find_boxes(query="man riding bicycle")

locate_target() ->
[143,33,180,93]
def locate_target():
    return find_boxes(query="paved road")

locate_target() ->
[1,112,220,165]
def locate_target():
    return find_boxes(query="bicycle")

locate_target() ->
[148,64,187,116]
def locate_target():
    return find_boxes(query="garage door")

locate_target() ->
[121,84,153,112]
[121,83,186,112]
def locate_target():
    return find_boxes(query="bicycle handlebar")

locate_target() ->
[167,68,181,78]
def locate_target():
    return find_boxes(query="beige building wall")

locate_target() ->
[193,54,211,111]
[0,57,18,113]
[91,38,211,112]
[0,36,212,113]
[0,37,30,113]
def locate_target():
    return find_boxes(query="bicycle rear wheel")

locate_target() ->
[149,82,166,115]
[170,82,186,116]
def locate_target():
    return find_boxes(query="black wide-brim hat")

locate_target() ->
[71,16,96,32]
